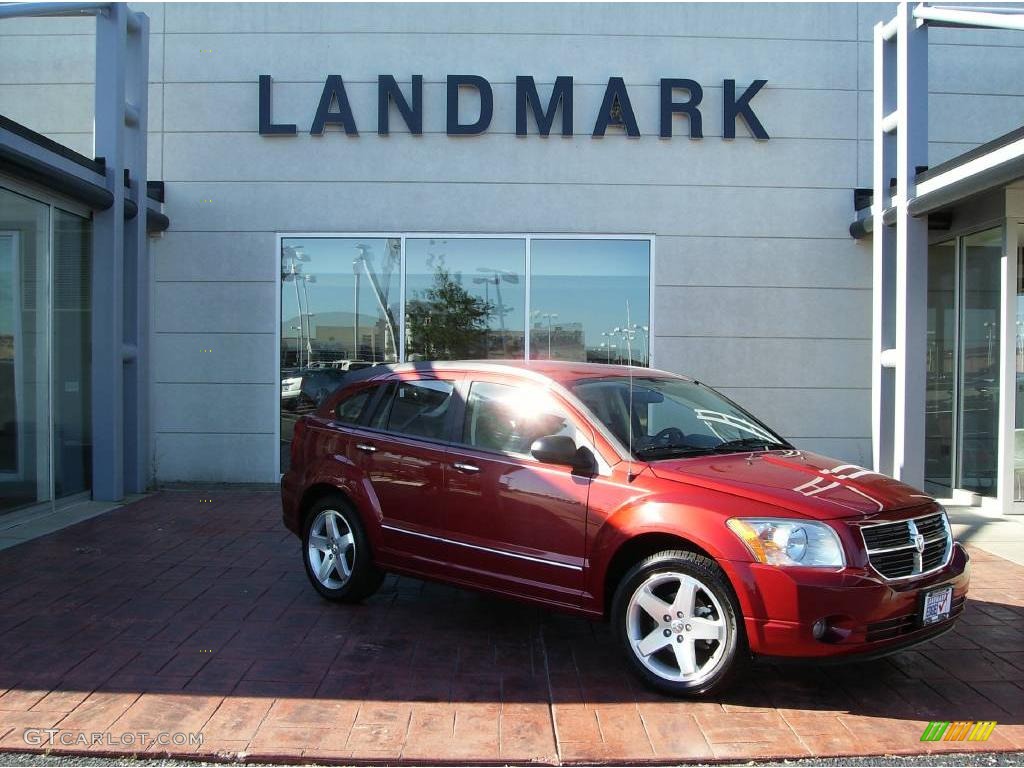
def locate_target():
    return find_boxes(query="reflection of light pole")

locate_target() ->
[533,312,558,358]
[300,274,316,365]
[282,245,310,368]
[474,268,518,356]
[290,325,302,366]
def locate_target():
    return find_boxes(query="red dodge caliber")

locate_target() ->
[281,360,970,696]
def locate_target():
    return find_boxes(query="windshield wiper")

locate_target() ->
[712,437,789,453]
[634,444,717,459]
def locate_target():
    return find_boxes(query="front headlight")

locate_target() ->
[726,518,845,567]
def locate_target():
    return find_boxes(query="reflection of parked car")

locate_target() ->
[281,369,302,409]
[299,368,348,407]
[284,362,379,411]
[282,361,969,697]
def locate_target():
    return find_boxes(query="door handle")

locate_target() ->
[355,443,377,453]
[453,462,480,473]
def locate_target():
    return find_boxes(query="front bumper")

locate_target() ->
[725,542,970,659]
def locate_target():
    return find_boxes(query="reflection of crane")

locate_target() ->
[353,243,398,361]
[474,267,518,355]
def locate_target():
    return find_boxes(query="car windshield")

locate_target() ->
[571,376,789,460]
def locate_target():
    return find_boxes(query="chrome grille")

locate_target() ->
[860,511,952,580]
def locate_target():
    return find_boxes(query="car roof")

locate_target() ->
[357,359,692,386]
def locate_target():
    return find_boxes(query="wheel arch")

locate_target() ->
[299,482,357,527]
[602,532,717,619]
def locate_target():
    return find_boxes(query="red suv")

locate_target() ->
[281,360,969,696]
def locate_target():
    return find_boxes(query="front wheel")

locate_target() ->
[612,550,747,697]
[302,495,384,602]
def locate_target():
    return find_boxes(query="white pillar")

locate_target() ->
[998,206,1020,511]
[871,21,896,477]
[123,9,150,493]
[892,3,929,489]
[91,2,128,501]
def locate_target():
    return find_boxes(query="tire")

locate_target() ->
[611,549,747,697]
[302,494,384,602]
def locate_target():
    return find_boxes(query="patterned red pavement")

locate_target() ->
[0,490,1021,764]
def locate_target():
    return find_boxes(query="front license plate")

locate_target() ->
[921,585,953,625]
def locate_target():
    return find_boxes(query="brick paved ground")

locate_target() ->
[0,491,1021,764]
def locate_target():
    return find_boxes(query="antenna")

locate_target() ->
[625,302,636,482]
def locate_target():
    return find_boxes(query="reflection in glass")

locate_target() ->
[925,240,956,496]
[281,237,400,369]
[0,187,51,514]
[530,239,650,366]
[280,237,400,471]
[959,228,1001,497]
[1017,236,1024,502]
[52,209,92,499]
[404,238,525,360]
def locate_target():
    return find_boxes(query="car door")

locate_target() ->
[441,375,593,608]
[347,372,462,573]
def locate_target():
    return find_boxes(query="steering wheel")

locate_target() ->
[653,427,686,445]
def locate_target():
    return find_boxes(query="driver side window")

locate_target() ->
[462,381,578,456]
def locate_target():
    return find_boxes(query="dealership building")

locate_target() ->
[1,1,1024,521]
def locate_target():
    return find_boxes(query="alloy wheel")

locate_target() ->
[307,508,356,589]
[625,571,729,685]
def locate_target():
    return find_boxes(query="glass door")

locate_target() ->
[925,227,1003,500]
[926,240,957,496]
[0,187,51,514]
[958,229,1002,496]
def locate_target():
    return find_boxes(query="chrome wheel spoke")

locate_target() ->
[635,586,673,621]
[671,577,698,618]
[336,532,354,550]
[326,513,341,540]
[316,552,336,582]
[335,550,352,579]
[309,533,331,551]
[688,617,725,642]
[672,638,698,676]
[636,628,672,657]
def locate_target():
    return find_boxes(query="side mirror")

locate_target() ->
[530,435,597,474]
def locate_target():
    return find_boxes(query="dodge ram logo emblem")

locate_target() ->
[915,534,926,554]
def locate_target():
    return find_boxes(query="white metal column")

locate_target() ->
[91,2,128,501]
[871,5,928,489]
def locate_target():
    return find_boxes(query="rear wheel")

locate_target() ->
[612,549,746,697]
[302,495,384,602]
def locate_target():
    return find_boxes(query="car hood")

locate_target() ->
[647,449,934,520]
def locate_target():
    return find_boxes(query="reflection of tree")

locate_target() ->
[406,267,493,360]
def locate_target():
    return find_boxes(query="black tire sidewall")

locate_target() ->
[301,495,377,602]
[612,552,745,697]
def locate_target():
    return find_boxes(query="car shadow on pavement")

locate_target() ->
[0,492,1021,762]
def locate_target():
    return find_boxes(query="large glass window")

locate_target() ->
[530,239,651,366]
[405,238,525,361]
[0,188,51,515]
[279,234,653,470]
[52,209,92,499]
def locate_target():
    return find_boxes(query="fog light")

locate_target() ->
[812,618,828,640]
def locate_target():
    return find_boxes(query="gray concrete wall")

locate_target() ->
[2,2,1023,482]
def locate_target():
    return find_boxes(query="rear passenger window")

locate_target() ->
[462,381,578,456]
[334,387,374,425]
[380,380,455,440]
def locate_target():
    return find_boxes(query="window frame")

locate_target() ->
[276,233,655,471]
